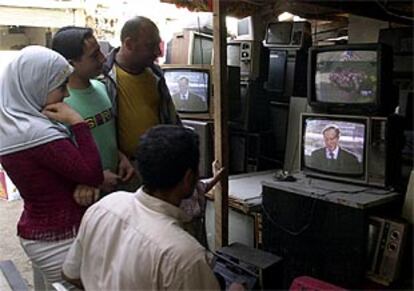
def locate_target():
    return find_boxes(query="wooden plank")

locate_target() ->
[212,0,229,250]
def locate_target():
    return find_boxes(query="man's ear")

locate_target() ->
[183,169,195,188]
[183,168,198,194]
[124,37,135,51]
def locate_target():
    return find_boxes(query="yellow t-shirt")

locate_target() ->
[116,66,160,157]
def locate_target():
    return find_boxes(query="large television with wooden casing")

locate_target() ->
[300,113,403,188]
[167,30,213,65]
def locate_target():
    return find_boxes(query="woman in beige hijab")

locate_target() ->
[0,46,103,290]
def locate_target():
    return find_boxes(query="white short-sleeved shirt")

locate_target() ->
[63,188,220,290]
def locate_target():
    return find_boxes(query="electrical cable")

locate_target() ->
[261,197,317,236]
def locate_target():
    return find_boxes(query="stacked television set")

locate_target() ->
[226,16,276,173]
[262,21,312,166]
[161,64,213,177]
[167,30,214,65]
[300,43,403,188]
[378,27,413,188]
[263,21,312,101]
[161,63,240,177]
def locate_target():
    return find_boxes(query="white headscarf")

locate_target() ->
[0,45,74,155]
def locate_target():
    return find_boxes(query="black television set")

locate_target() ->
[307,44,394,115]
[265,22,292,45]
[300,113,402,188]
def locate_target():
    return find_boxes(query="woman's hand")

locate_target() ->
[73,185,99,206]
[42,102,83,125]
[100,170,120,193]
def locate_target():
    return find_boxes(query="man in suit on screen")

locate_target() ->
[309,124,362,174]
[172,76,206,112]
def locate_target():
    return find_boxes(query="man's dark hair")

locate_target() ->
[322,125,341,138]
[52,26,94,60]
[136,125,199,191]
[120,16,158,42]
[178,76,189,84]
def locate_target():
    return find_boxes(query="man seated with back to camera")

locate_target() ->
[309,124,362,174]
[62,125,243,290]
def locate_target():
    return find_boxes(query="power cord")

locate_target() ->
[261,198,317,236]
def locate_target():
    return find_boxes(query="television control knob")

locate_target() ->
[241,52,249,58]
[387,242,397,252]
[390,230,400,240]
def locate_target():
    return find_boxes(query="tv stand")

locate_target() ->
[261,172,402,288]
[263,172,400,209]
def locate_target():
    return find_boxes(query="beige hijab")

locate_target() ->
[0,46,73,155]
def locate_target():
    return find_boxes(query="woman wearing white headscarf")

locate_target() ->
[0,46,103,290]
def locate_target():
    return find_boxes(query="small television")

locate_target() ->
[162,64,241,120]
[237,16,255,40]
[307,43,394,115]
[163,64,211,119]
[264,21,312,49]
[266,22,292,45]
[300,113,402,187]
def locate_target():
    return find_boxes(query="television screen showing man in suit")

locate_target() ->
[164,70,209,113]
[303,119,365,175]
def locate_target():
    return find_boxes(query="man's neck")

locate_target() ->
[327,146,339,154]
[68,74,91,90]
[144,187,181,207]
[115,50,145,75]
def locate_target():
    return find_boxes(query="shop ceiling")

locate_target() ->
[162,0,413,24]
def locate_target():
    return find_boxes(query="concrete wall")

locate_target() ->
[0,6,85,28]
[24,27,48,46]
[0,26,51,49]
[0,27,28,49]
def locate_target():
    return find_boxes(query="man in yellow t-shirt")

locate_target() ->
[102,16,181,189]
